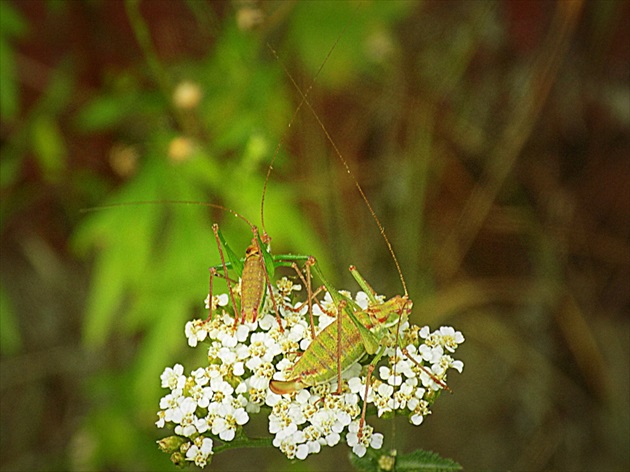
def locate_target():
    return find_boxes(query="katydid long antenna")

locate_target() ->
[259,6,357,247]
[81,200,259,233]
[265,47,409,299]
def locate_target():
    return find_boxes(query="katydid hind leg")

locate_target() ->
[358,363,375,441]
[287,257,330,339]
[401,346,452,393]
[336,299,345,395]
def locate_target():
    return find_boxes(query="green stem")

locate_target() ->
[213,437,274,454]
[125,0,171,95]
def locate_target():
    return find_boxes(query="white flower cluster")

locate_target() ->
[156,278,464,466]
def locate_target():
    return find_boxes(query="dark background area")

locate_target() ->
[1,1,628,471]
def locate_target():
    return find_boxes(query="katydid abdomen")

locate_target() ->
[269,312,367,394]
[239,243,266,323]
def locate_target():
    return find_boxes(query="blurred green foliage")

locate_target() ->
[1,0,628,471]
[0,1,27,122]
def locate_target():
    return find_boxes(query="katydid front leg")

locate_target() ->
[212,224,240,325]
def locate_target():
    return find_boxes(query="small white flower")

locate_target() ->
[194,414,212,434]
[191,367,212,386]
[185,437,213,467]
[258,313,278,331]
[410,413,424,425]
[189,383,213,408]
[296,443,309,460]
[325,431,340,447]
[212,403,249,441]
[355,291,370,309]
[173,397,199,438]
[185,320,208,347]
[160,364,186,391]
[348,376,364,394]
[209,377,234,403]
[370,432,384,449]
[205,293,228,310]
[438,326,465,351]
[155,410,166,428]
[379,365,404,386]
[346,421,382,457]
[418,344,443,364]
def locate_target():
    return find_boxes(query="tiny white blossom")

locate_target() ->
[438,326,465,351]
[205,293,229,310]
[346,421,382,457]
[354,291,370,309]
[155,410,166,428]
[348,376,364,394]
[186,437,213,467]
[185,320,208,347]
[173,397,199,438]
[189,383,213,408]
[160,364,186,390]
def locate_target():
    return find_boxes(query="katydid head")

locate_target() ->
[367,295,413,329]
[244,241,260,259]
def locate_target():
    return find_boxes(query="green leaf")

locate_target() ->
[82,239,130,347]
[396,449,463,472]
[32,115,67,180]
[350,449,462,472]
[76,162,167,346]
[75,94,133,132]
[131,297,191,407]
[0,1,28,120]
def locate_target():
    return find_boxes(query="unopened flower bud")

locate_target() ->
[170,451,186,468]
[157,435,185,453]
[378,450,397,471]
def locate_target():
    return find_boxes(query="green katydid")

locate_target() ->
[203,206,322,332]
[268,264,450,438]
[266,44,455,442]
[269,266,412,396]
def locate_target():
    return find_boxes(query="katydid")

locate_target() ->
[268,264,450,396]
[206,211,318,331]
[268,267,412,395]
[266,45,457,444]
